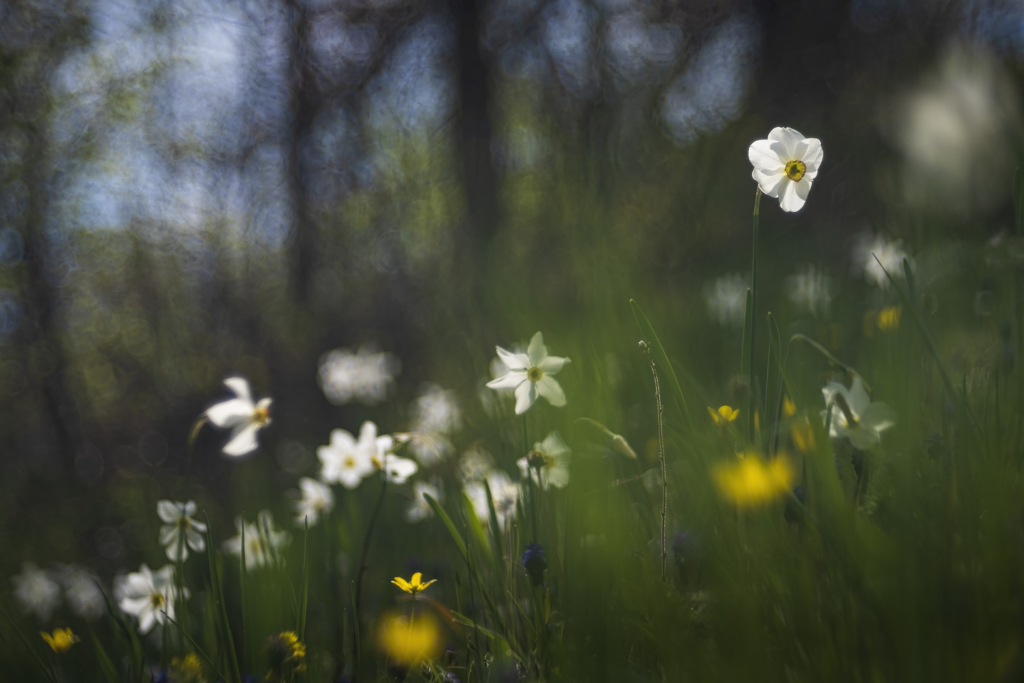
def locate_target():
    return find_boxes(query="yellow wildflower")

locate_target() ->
[783,396,797,417]
[40,628,79,653]
[378,611,441,665]
[708,405,740,426]
[169,653,205,683]
[392,572,437,596]
[265,631,306,681]
[713,452,795,506]
[878,306,901,332]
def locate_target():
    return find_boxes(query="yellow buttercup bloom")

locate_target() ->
[713,453,795,506]
[265,631,306,681]
[708,405,740,426]
[392,572,437,596]
[169,653,204,683]
[878,306,901,332]
[378,612,441,665]
[40,628,79,653]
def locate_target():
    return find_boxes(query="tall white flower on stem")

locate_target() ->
[464,470,521,529]
[117,564,187,635]
[517,431,571,490]
[487,332,571,415]
[223,511,291,570]
[318,423,378,489]
[821,376,897,450]
[293,477,334,526]
[157,500,207,561]
[205,378,272,456]
[11,562,61,621]
[748,127,823,212]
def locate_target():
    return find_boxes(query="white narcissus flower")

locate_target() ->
[317,345,400,406]
[294,477,334,526]
[405,481,442,523]
[318,423,379,490]
[854,233,912,289]
[205,377,272,456]
[223,511,291,570]
[821,376,897,450]
[157,500,207,562]
[56,565,105,621]
[464,470,521,529]
[118,564,187,635]
[748,127,823,212]
[517,431,572,490]
[487,332,571,415]
[704,273,748,327]
[11,562,61,621]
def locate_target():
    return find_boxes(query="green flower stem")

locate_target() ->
[748,188,762,441]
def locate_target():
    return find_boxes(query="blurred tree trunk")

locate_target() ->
[452,0,501,248]
[2,10,89,469]
[285,0,319,306]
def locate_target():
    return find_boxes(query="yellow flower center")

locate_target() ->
[150,593,165,608]
[344,456,355,469]
[254,405,270,425]
[527,367,543,382]
[785,160,806,181]
[178,517,190,530]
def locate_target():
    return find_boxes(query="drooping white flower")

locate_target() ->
[748,127,823,212]
[370,449,418,485]
[486,332,571,415]
[118,564,187,635]
[517,431,571,490]
[294,477,334,526]
[11,563,61,621]
[821,376,897,450]
[157,500,207,562]
[223,511,291,570]
[854,233,912,289]
[205,377,272,456]
[317,345,400,406]
[786,265,833,318]
[405,481,442,523]
[464,470,521,529]
[704,273,748,327]
[56,565,105,621]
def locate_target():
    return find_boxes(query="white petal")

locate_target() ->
[514,381,537,415]
[768,127,805,158]
[848,377,872,415]
[860,402,897,434]
[358,421,378,448]
[541,431,570,457]
[339,469,364,490]
[186,529,206,551]
[191,518,207,534]
[748,139,786,173]
[752,168,787,198]
[535,375,567,407]
[119,596,150,618]
[496,346,527,371]
[527,332,547,367]
[223,422,260,456]
[223,377,253,403]
[539,355,570,375]
[156,500,179,523]
[328,429,356,449]
[486,370,528,390]
[206,399,254,428]
[778,178,807,212]
[796,137,823,171]
[159,526,179,548]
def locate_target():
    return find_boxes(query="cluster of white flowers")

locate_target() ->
[10,562,105,622]
[318,421,418,491]
[317,345,400,406]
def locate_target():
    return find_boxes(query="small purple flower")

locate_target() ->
[522,543,547,587]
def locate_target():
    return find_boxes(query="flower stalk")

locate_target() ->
[748,188,761,441]
[640,340,668,582]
